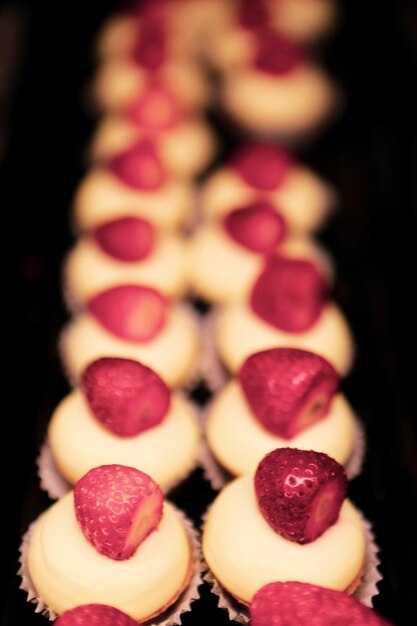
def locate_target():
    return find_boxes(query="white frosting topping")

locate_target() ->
[28,494,191,620]
[201,166,335,235]
[49,390,200,490]
[90,115,216,177]
[64,233,188,309]
[61,306,199,387]
[187,225,333,304]
[73,170,194,232]
[203,476,366,603]
[222,63,337,137]
[206,381,355,475]
[216,303,354,376]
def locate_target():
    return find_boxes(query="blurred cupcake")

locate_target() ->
[73,138,195,232]
[93,3,210,113]
[89,82,216,178]
[46,357,200,492]
[187,202,333,304]
[215,255,354,376]
[201,143,336,235]
[220,30,339,142]
[61,284,199,387]
[64,216,188,311]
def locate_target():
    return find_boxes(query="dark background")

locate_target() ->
[2,0,417,624]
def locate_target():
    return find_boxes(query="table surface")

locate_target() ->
[3,1,417,625]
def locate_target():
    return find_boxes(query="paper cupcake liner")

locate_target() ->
[18,506,202,625]
[38,394,202,500]
[197,396,367,491]
[203,508,382,623]
[58,302,204,392]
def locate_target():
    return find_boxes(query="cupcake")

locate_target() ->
[187,202,333,304]
[206,348,359,478]
[61,284,199,387]
[201,143,336,236]
[250,581,391,626]
[206,0,340,71]
[89,82,216,178]
[220,30,339,141]
[215,255,354,376]
[64,216,189,311]
[203,448,367,604]
[26,465,198,621]
[97,0,231,65]
[46,357,200,492]
[73,138,195,232]
[93,3,210,114]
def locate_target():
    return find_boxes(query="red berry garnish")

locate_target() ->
[230,143,293,191]
[238,348,339,438]
[82,358,171,437]
[255,30,303,75]
[254,448,348,543]
[93,217,155,262]
[88,285,168,343]
[250,255,328,332]
[74,465,163,560]
[56,604,139,626]
[109,139,166,191]
[223,201,286,253]
[250,581,392,626]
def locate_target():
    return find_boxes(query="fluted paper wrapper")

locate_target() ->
[198,402,366,491]
[203,510,382,623]
[197,308,229,393]
[18,506,202,625]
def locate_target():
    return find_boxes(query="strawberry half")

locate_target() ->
[254,448,348,543]
[250,255,328,332]
[126,83,181,130]
[74,465,164,560]
[88,285,168,343]
[93,216,155,262]
[230,143,294,191]
[238,348,339,438]
[254,30,304,75]
[56,604,138,626]
[108,139,166,191]
[82,358,171,437]
[250,581,392,626]
[223,201,286,254]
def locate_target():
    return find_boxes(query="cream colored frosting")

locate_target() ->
[61,307,199,387]
[201,166,335,235]
[216,303,354,376]
[48,390,200,491]
[206,380,355,476]
[28,494,191,620]
[203,476,366,603]
[90,115,216,177]
[187,225,333,304]
[222,63,338,138]
[64,233,188,310]
[93,57,210,112]
[267,0,339,43]
[73,169,194,232]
